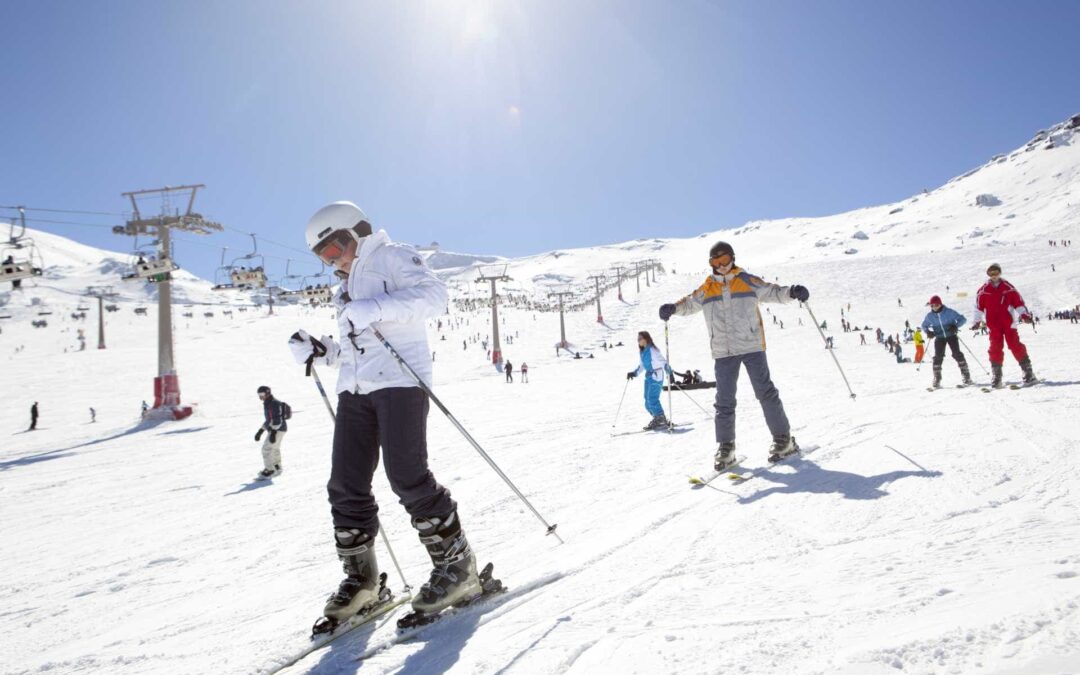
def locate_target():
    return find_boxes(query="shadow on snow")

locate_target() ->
[157,426,212,435]
[223,479,274,496]
[0,417,170,472]
[738,458,942,504]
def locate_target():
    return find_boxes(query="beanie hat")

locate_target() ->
[928,295,942,306]
[257,385,271,395]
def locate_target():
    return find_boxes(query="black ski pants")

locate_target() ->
[328,387,455,537]
[931,335,966,368]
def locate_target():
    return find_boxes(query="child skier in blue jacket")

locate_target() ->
[627,330,674,430]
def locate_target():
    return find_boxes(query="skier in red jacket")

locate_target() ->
[972,263,1037,388]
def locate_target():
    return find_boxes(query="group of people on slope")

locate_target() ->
[243,197,1045,637]
[920,262,1037,388]
[627,241,810,471]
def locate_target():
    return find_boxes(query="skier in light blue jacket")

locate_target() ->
[920,295,972,388]
[627,330,674,430]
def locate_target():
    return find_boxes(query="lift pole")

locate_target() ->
[475,265,511,370]
[114,184,222,419]
[85,285,117,350]
[610,266,627,301]
[587,274,605,323]
[547,290,574,349]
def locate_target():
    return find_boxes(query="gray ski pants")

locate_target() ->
[328,387,455,537]
[713,351,791,443]
[261,430,285,471]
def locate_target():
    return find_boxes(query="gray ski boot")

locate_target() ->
[714,441,738,471]
[931,366,942,389]
[322,528,381,621]
[768,434,800,463]
[410,510,482,615]
[1019,357,1037,385]
[959,361,973,386]
[991,362,1004,388]
[644,414,670,431]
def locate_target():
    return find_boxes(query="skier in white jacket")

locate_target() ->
[289,201,483,628]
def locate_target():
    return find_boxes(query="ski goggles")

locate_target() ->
[312,229,356,264]
[709,253,733,268]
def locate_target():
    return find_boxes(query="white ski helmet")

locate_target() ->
[304,201,373,253]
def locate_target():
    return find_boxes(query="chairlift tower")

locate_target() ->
[85,285,118,349]
[610,265,627,301]
[587,273,606,323]
[476,265,510,369]
[547,290,573,349]
[113,184,222,419]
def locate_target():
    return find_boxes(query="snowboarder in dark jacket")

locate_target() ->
[254,385,287,479]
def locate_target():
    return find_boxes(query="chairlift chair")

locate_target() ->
[212,235,268,290]
[1,240,45,285]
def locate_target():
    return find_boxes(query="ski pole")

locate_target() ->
[297,339,413,594]
[672,384,714,419]
[803,302,857,399]
[370,327,564,544]
[611,377,630,429]
[664,320,674,432]
[957,335,989,376]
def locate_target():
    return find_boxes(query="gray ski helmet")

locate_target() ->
[257,385,271,395]
[709,241,735,261]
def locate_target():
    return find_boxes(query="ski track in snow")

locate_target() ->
[3,126,1080,674]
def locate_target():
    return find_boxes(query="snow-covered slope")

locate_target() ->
[2,116,1079,675]
[442,114,1080,298]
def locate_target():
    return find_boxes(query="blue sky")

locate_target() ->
[2,0,1078,282]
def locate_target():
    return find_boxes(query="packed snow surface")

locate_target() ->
[2,117,1080,674]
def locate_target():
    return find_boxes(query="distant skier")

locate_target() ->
[913,328,925,364]
[627,330,673,430]
[520,362,529,383]
[921,295,971,388]
[254,385,286,480]
[89,407,96,423]
[505,360,513,383]
[972,263,1037,387]
[141,400,149,417]
[658,241,808,469]
[29,402,38,430]
[289,200,484,630]
[894,342,909,364]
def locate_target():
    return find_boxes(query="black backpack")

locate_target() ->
[281,401,292,420]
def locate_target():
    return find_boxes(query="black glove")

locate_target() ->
[659,304,676,321]
[268,430,278,444]
[926,330,937,339]
[627,371,637,380]
[947,326,957,336]
[789,285,809,302]
[254,428,264,442]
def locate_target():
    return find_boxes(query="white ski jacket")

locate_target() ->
[331,230,446,395]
